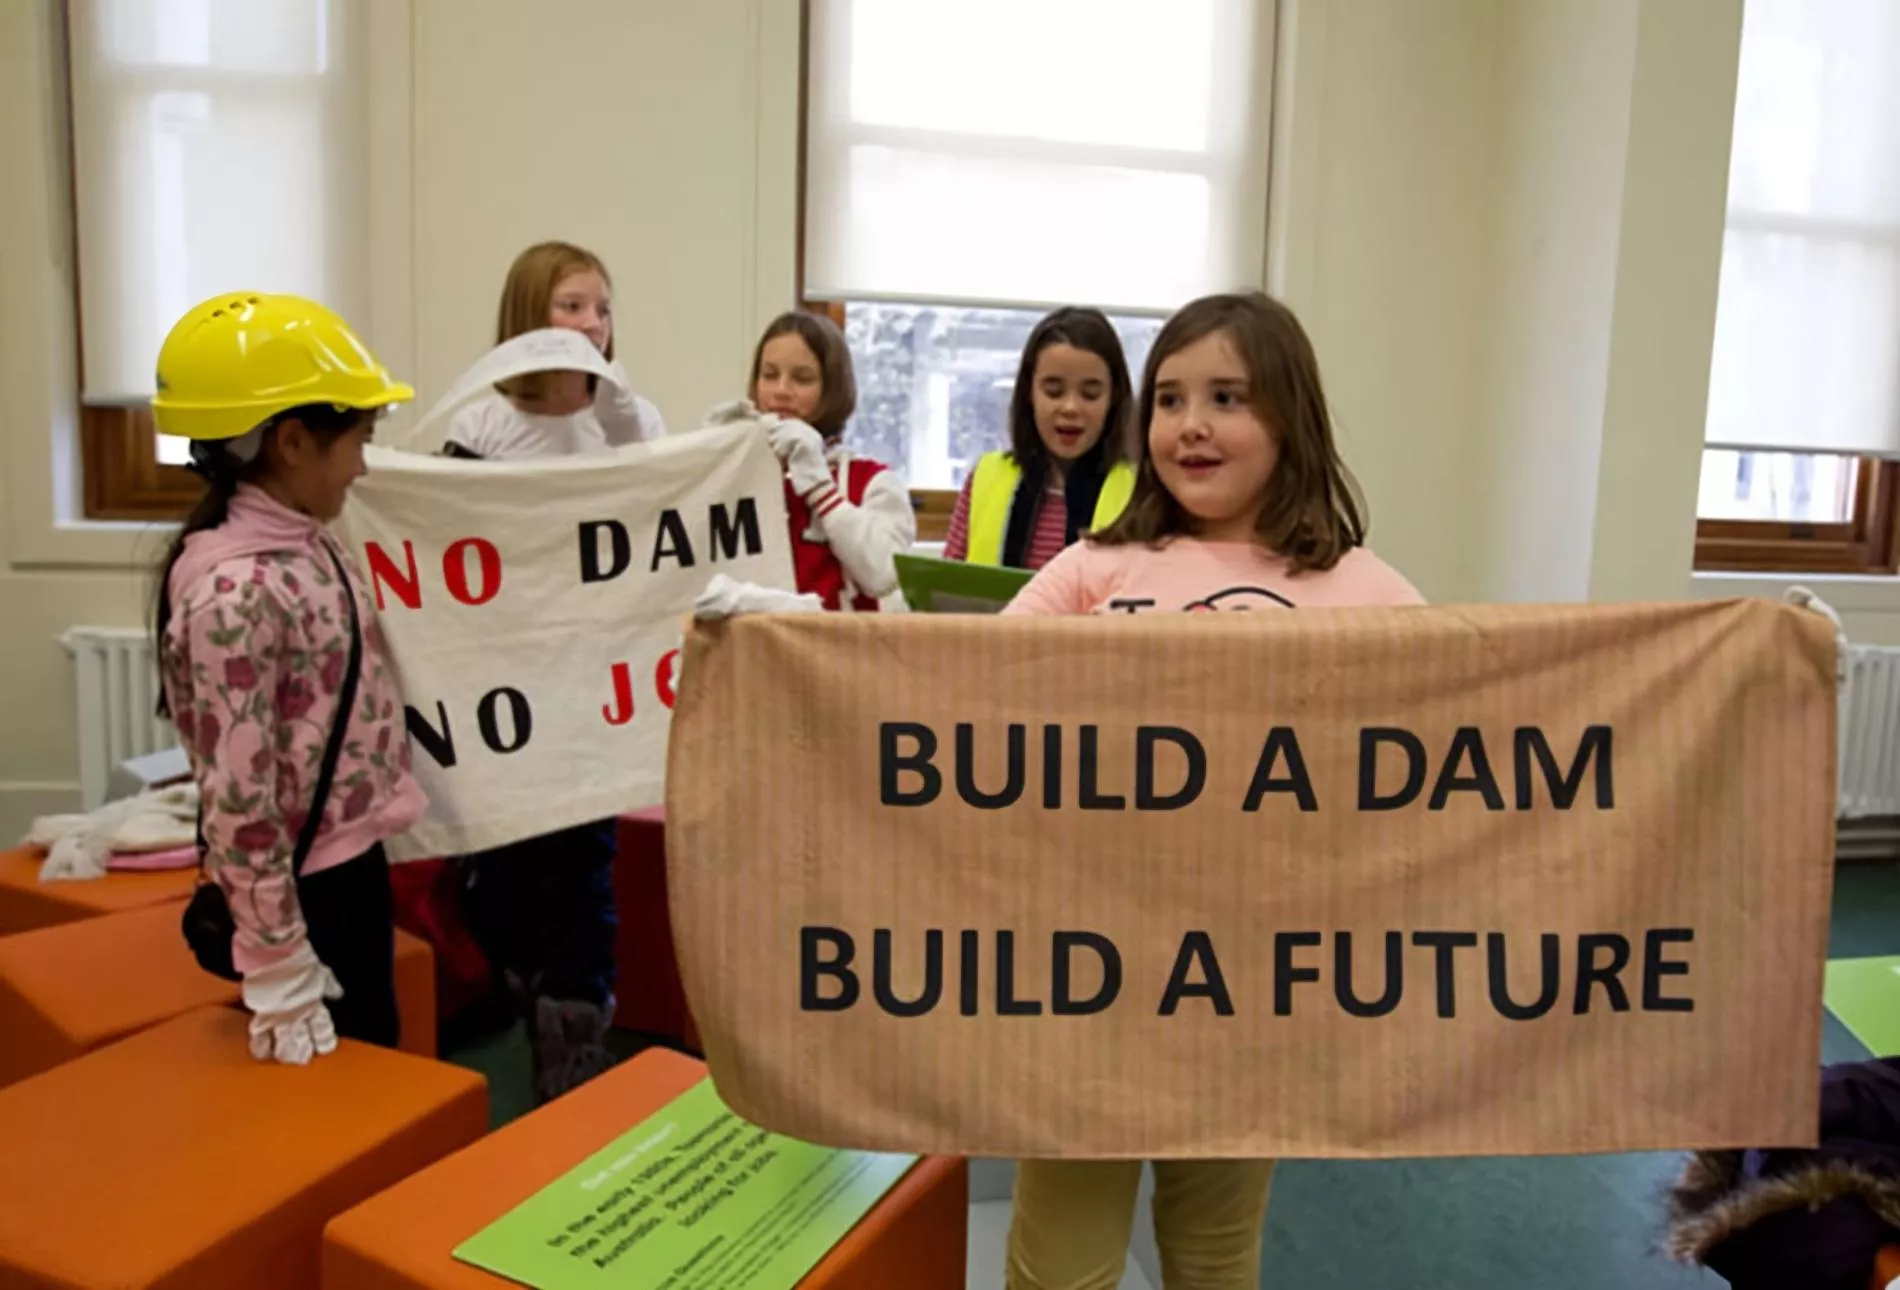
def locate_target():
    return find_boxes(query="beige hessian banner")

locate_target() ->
[666,600,1837,1160]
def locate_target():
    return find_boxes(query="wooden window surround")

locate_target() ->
[1693,457,1900,575]
[80,405,204,522]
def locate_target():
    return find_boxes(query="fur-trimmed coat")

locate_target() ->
[1668,1058,1900,1289]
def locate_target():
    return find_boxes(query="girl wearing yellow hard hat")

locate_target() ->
[153,292,425,1065]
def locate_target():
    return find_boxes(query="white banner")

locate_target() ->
[335,420,796,860]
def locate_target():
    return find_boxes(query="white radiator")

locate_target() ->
[1840,643,1900,822]
[61,627,176,811]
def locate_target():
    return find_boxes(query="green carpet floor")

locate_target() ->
[445,862,1900,1288]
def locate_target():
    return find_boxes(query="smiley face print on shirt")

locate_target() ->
[1104,585,1299,614]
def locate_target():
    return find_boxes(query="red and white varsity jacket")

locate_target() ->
[785,444,917,612]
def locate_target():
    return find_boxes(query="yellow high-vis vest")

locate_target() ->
[964,451,1136,567]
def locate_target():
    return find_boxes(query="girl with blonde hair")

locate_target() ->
[443,240,665,458]
[447,240,663,1100]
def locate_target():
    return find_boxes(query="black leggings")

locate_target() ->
[297,844,400,1049]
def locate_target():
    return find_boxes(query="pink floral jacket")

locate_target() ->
[160,486,425,975]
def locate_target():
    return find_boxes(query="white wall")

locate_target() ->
[1587,0,1743,604]
[1271,0,1501,605]
[1470,0,1639,604]
[0,1,153,843]
[403,0,798,431]
[1270,0,1744,612]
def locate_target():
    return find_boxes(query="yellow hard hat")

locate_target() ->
[152,292,414,443]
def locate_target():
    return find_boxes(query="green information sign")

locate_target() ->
[453,1078,918,1289]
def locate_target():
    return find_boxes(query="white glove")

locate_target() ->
[768,418,833,499]
[242,942,344,1065]
[694,573,824,620]
[704,399,760,427]
[1785,584,1848,684]
[594,356,631,395]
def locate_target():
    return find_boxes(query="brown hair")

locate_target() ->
[1092,291,1367,573]
[748,310,858,439]
[493,241,613,403]
[1007,306,1135,469]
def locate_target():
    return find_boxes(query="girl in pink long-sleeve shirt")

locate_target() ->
[1000,291,1421,1290]
[152,293,423,1065]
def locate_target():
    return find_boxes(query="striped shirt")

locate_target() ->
[943,472,1071,570]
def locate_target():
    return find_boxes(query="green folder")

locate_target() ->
[895,552,1032,613]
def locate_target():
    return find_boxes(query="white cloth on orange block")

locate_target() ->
[25,783,200,882]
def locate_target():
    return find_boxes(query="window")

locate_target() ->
[825,300,1163,539]
[1696,450,1898,573]
[837,299,1163,472]
[799,0,1273,537]
[64,0,367,519]
[1696,0,1900,574]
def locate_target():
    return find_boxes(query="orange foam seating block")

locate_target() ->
[323,1047,968,1289]
[0,1006,487,1290]
[0,904,441,1087]
[390,927,439,1059]
[0,902,235,1088]
[0,847,197,935]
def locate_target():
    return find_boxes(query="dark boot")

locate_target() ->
[529,994,616,1104]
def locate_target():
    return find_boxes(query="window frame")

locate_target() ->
[798,0,1272,316]
[797,298,960,542]
[60,0,203,522]
[793,2,957,543]
[80,404,204,522]
[1693,456,1900,575]
[1691,204,1900,576]
[1692,10,1900,579]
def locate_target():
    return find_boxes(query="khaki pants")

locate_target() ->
[1005,1159,1276,1290]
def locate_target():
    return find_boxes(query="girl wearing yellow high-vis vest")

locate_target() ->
[943,307,1137,570]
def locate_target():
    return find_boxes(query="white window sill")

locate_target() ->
[7,516,174,571]
[1691,570,1900,614]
